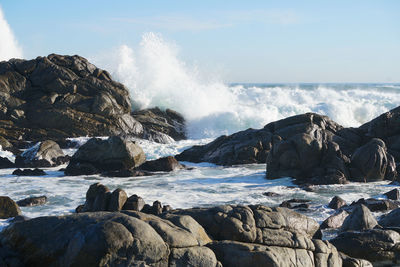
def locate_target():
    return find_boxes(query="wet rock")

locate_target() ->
[0,196,21,219]
[328,195,347,209]
[15,140,68,168]
[321,210,349,229]
[132,107,186,142]
[102,168,150,177]
[12,168,46,176]
[0,157,14,168]
[139,156,184,172]
[331,229,400,264]
[349,138,391,182]
[384,188,400,200]
[65,136,146,175]
[280,199,311,209]
[262,191,281,197]
[341,204,378,232]
[0,54,143,142]
[176,128,272,165]
[16,196,47,207]
[122,194,145,211]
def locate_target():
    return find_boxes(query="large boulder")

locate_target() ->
[331,229,400,264]
[132,107,186,142]
[139,156,184,172]
[379,207,400,227]
[0,211,218,266]
[0,54,144,143]
[176,128,272,165]
[340,204,378,232]
[0,196,21,219]
[15,140,67,167]
[321,210,349,229]
[65,136,146,175]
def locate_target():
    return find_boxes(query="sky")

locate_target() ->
[0,0,399,83]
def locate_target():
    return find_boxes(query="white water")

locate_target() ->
[94,32,400,139]
[0,6,22,61]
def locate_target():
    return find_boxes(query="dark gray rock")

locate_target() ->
[65,136,146,175]
[16,196,47,207]
[341,204,378,231]
[328,196,347,209]
[139,156,184,172]
[15,140,67,168]
[0,196,21,219]
[122,194,145,211]
[132,107,186,142]
[262,191,281,197]
[176,128,272,165]
[12,168,46,176]
[379,207,400,227]
[0,54,144,143]
[0,157,14,168]
[107,188,127,212]
[331,229,400,264]
[384,188,400,200]
[349,198,399,212]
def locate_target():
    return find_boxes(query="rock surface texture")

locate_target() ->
[178,107,400,185]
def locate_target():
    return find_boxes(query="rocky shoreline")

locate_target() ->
[0,54,399,266]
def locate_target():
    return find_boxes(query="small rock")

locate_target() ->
[139,156,184,172]
[321,210,349,229]
[102,169,150,177]
[16,196,47,207]
[12,168,46,176]
[15,140,67,168]
[328,196,347,209]
[122,194,145,211]
[262,192,281,197]
[107,188,127,211]
[162,205,172,212]
[384,188,400,200]
[0,196,22,219]
[142,201,163,215]
[0,157,15,169]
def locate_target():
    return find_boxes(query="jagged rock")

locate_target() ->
[349,138,391,182]
[384,188,400,200]
[176,128,272,165]
[349,198,398,212]
[208,240,342,267]
[341,204,378,231]
[331,229,400,264]
[0,157,14,168]
[16,196,47,207]
[15,140,68,168]
[321,210,349,229]
[0,54,144,142]
[379,208,400,227]
[65,136,146,175]
[262,192,281,197]
[132,107,186,142]
[12,168,46,176]
[139,156,184,172]
[328,196,347,209]
[0,196,21,219]
[122,194,145,211]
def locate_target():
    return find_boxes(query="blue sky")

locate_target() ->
[1,0,399,83]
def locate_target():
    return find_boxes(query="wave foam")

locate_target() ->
[94,33,400,139]
[0,7,23,61]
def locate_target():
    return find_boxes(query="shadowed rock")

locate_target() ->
[0,196,21,219]
[16,196,47,207]
[341,204,378,232]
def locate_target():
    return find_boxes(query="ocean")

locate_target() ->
[0,82,399,235]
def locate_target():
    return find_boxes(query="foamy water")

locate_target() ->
[93,33,400,139]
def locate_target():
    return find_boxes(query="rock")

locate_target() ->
[0,157,14,168]
[169,247,219,267]
[321,210,349,229]
[142,201,164,215]
[0,54,144,143]
[262,192,281,197]
[328,196,347,209]
[12,168,46,176]
[132,107,186,142]
[16,196,47,207]
[102,168,150,177]
[0,212,170,266]
[0,196,21,219]
[176,128,272,165]
[122,194,145,211]
[65,136,146,175]
[349,138,391,182]
[340,253,373,267]
[384,188,400,200]
[80,183,111,212]
[208,240,342,267]
[15,140,68,168]
[350,198,398,212]
[139,156,184,172]
[341,204,378,232]
[331,229,400,264]
[379,208,400,227]
[107,188,127,212]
